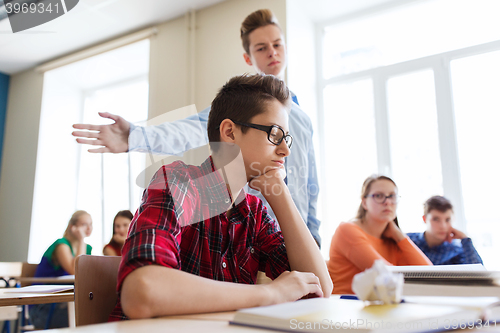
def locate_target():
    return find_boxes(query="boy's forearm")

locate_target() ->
[120,265,270,318]
[264,187,333,296]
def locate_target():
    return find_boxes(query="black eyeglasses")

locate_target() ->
[232,120,293,148]
[365,193,400,204]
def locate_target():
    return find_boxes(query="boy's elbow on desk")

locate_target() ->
[120,269,157,319]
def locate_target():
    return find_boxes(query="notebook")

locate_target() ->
[386,264,500,285]
[230,297,500,333]
[4,284,74,294]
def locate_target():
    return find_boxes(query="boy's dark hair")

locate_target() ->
[207,74,291,152]
[240,9,281,54]
[424,196,453,215]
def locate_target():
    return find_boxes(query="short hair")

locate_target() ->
[207,74,291,152]
[424,196,453,215]
[240,9,282,54]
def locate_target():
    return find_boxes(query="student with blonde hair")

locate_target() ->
[327,175,431,294]
[30,210,93,329]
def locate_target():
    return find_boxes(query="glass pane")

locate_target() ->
[321,79,378,258]
[323,0,500,78]
[451,50,500,270]
[77,79,148,253]
[387,70,443,233]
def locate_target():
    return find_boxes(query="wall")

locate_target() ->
[0,70,44,261]
[0,72,9,181]
[0,0,287,262]
[146,0,286,171]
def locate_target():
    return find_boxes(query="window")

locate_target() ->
[387,70,443,232]
[451,51,500,267]
[319,0,500,268]
[29,40,149,263]
[320,79,377,248]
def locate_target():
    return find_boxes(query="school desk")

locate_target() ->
[0,288,76,327]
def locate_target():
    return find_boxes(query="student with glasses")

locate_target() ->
[327,175,432,295]
[109,74,332,320]
[72,9,322,246]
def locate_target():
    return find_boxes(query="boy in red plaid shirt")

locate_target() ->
[110,74,332,320]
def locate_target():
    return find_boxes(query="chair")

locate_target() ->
[19,263,38,287]
[74,255,121,326]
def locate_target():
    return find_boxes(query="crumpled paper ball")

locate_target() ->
[352,260,404,304]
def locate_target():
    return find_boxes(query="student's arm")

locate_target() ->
[394,238,433,266]
[103,245,118,256]
[460,237,484,265]
[53,228,87,275]
[334,223,393,271]
[72,107,210,155]
[250,169,333,297]
[121,264,321,318]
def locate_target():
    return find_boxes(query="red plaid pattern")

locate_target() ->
[109,157,290,320]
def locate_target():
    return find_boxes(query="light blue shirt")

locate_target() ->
[128,96,321,245]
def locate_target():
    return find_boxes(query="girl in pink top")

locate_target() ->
[327,175,432,294]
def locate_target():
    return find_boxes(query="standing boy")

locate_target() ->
[109,74,332,320]
[72,9,322,246]
[408,196,483,265]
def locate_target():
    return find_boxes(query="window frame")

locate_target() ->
[317,16,500,235]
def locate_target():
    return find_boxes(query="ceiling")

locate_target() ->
[0,0,399,75]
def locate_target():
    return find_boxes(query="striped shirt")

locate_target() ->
[109,156,290,320]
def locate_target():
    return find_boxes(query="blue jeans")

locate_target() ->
[29,303,68,329]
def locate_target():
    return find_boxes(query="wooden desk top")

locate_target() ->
[0,289,74,306]
[16,276,75,285]
[49,317,266,333]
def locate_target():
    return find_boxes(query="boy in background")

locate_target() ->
[408,195,483,265]
[109,74,332,320]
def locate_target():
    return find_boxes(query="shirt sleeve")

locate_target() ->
[334,223,393,271]
[116,164,198,292]
[255,204,290,280]
[128,106,210,155]
[460,238,484,265]
[305,126,321,247]
[395,237,433,266]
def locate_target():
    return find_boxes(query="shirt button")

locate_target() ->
[225,199,230,204]
[222,262,227,268]
[250,247,255,254]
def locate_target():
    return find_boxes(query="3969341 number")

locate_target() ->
[5,2,60,14]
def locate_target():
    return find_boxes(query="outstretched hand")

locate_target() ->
[72,112,130,153]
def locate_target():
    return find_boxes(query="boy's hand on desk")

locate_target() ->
[262,270,323,305]
[72,112,130,153]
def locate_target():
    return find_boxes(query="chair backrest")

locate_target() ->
[75,255,121,326]
[20,262,38,287]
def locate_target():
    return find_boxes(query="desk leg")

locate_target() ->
[67,302,75,328]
